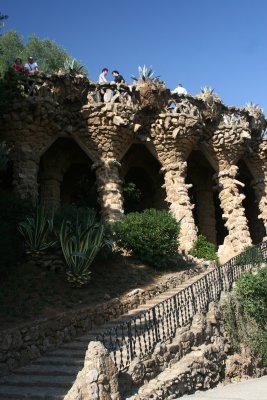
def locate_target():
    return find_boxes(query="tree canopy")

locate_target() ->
[0,30,85,75]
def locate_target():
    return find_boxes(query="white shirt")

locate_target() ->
[172,86,187,95]
[24,62,38,71]
[99,73,108,83]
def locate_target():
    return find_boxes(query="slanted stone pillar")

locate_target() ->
[216,164,252,261]
[93,159,124,221]
[252,176,267,238]
[162,161,197,253]
[195,189,217,245]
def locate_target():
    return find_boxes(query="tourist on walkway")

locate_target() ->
[112,70,125,84]
[12,58,24,73]
[172,83,187,95]
[99,68,109,83]
[24,57,38,74]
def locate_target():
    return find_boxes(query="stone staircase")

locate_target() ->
[0,270,208,400]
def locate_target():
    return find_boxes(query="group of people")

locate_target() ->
[98,68,125,84]
[12,56,38,74]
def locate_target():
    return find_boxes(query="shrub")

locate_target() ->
[59,208,105,287]
[113,209,180,268]
[235,245,264,267]
[224,267,267,365]
[189,234,218,261]
[0,191,32,274]
[123,182,141,213]
[235,267,267,328]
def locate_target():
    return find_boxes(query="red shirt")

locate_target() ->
[13,64,24,72]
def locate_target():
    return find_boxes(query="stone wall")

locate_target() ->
[0,265,204,376]
[122,298,266,400]
[1,73,267,260]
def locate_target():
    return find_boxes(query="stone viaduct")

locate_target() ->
[1,73,266,261]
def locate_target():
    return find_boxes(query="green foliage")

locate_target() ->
[0,30,85,75]
[224,268,267,365]
[59,208,105,287]
[0,67,27,113]
[131,65,154,81]
[0,192,32,273]
[123,182,141,213]
[113,209,180,268]
[189,234,218,261]
[235,245,264,267]
[235,267,267,328]
[18,205,56,256]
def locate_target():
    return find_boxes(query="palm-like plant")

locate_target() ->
[131,65,154,81]
[18,206,56,256]
[59,209,105,287]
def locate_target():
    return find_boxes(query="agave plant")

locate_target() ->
[201,86,214,94]
[63,58,86,75]
[18,206,56,256]
[245,102,263,113]
[131,65,154,81]
[59,209,105,287]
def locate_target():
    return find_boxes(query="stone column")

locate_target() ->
[195,189,217,245]
[39,175,62,209]
[251,176,267,238]
[162,161,197,253]
[93,159,124,221]
[12,158,39,203]
[216,164,252,261]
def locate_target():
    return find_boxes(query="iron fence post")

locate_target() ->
[127,321,134,361]
[152,307,159,343]
[190,285,196,315]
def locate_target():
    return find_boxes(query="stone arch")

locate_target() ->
[186,150,227,247]
[237,159,265,244]
[38,138,98,209]
[120,144,167,213]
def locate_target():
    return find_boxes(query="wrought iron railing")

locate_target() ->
[96,241,267,371]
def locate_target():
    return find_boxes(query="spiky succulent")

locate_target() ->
[63,58,86,75]
[245,102,264,113]
[201,86,214,94]
[131,65,154,81]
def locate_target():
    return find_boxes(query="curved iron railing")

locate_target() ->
[96,241,267,371]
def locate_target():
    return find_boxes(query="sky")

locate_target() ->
[1,0,267,113]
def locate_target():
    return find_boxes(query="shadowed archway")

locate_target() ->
[121,144,167,213]
[38,138,98,210]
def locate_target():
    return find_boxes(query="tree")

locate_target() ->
[0,30,85,75]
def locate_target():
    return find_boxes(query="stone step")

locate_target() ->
[45,349,85,359]
[59,341,88,351]
[0,385,66,399]
[33,357,84,367]
[0,374,74,388]
[14,364,80,377]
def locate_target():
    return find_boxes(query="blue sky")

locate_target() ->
[1,0,267,112]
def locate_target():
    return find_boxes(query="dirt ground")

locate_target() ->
[0,254,189,331]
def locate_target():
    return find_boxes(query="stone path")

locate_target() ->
[0,270,208,400]
[180,376,267,399]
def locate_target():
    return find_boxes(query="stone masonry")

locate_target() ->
[1,73,267,261]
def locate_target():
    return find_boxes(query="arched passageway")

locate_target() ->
[38,138,98,210]
[121,144,167,213]
[186,151,227,247]
[238,160,265,244]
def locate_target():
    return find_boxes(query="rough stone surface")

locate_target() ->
[1,74,267,260]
